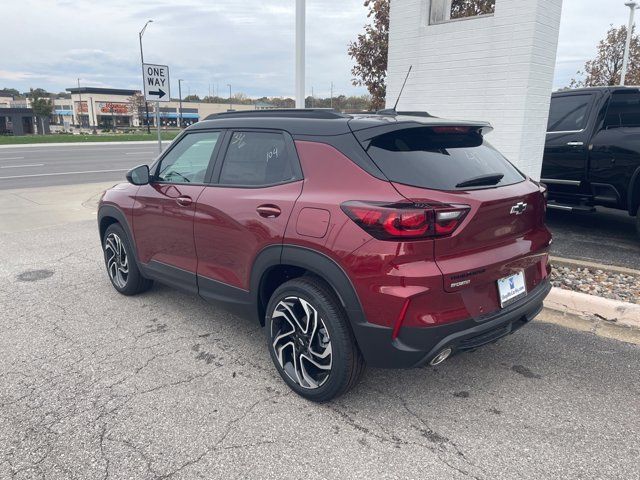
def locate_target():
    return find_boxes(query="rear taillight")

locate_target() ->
[341,201,469,240]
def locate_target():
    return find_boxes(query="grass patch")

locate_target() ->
[0,132,180,145]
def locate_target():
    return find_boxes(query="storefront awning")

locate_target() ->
[145,112,199,119]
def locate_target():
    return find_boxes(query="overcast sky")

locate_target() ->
[0,0,632,98]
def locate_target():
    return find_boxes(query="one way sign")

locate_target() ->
[143,63,170,102]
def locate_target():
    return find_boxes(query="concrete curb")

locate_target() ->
[550,255,640,277]
[538,287,640,345]
[0,141,160,149]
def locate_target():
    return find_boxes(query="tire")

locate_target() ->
[102,223,153,295]
[636,206,640,239]
[265,276,365,402]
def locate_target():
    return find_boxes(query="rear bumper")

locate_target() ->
[352,278,551,368]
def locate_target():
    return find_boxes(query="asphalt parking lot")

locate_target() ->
[1,217,639,479]
[546,207,640,269]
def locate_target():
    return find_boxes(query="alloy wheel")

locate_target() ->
[104,233,129,289]
[270,296,332,389]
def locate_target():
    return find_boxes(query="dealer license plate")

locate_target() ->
[497,271,527,307]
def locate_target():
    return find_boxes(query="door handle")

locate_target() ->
[566,141,584,146]
[256,204,281,218]
[176,196,192,207]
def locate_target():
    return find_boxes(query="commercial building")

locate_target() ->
[0,95,48,135]
[59,87,255,129]
[386,0,563,179]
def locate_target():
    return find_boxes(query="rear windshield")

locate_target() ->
[363,127,525,191]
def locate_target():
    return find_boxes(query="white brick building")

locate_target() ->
[387,0,563,179]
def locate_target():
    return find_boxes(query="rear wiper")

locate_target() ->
[455,173,504,189]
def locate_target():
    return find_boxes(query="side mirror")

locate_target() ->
[126,165,150,185]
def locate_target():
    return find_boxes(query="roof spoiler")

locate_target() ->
[352,121,494,146]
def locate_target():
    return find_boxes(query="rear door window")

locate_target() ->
[363,127,525,191]
[218,131,301,186]
[547,95,592,132]
[604,90,640,128]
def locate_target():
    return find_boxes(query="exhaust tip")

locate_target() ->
[429,348,452,366]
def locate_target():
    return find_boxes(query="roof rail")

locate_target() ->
[204,108,347,121]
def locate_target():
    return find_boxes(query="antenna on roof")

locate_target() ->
[377,65,412,116]
[394,65,412,110]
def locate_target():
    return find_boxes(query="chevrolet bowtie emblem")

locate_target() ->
[510,202,528,215]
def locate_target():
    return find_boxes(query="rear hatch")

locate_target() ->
[351,119,551,312]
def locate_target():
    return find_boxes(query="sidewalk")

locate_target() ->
[0,181,113,233]
[0,141,160,149]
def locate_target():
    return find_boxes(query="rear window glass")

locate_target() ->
[604,90,640,128]
[364,127,525,191]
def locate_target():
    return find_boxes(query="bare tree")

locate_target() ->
[128,94,146,128]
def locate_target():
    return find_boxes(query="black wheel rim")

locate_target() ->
[270,296,332,389]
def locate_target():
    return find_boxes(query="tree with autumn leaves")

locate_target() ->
[571,24,640,87]
[348,0,389,110]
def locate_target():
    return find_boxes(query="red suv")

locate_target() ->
[98,109,552,402]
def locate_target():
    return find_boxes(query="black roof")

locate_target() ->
[553,86,640,95]
[193,108,492,137]
[66,87,140,96]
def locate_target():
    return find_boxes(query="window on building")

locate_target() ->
[430,0,495,24]
[547,95,592,132]
[604,90,640,129]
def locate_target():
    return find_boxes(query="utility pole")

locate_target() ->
[89,96,95,130]
[295,0,306,108]
[330,82,334,109]
[77,78,83,128]
[139,19,153,133]
[111,104,117,130]
[156,101,162,154]
[622,2,638,85]
[311,86,314,108]
[227,84,232,111]
[178,79,183,128]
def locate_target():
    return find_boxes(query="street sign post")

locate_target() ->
[143,63,170,153]
[143,63,170,102]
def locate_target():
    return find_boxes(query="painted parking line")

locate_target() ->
[0,164,45,169]
[0,168,128,180]
[0,157,25,161]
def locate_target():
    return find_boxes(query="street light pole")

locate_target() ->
[227,84,232,111]
[622,2,638,85]
[178,79,183,128]
[295,0,306,109]
[139,19,153,133]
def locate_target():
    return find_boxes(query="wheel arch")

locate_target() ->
[628,166,640,216]
[98,205,140,264]
[250,245,367,329]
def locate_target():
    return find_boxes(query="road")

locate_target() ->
[0,215,638,479]
[0,143,162,190]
